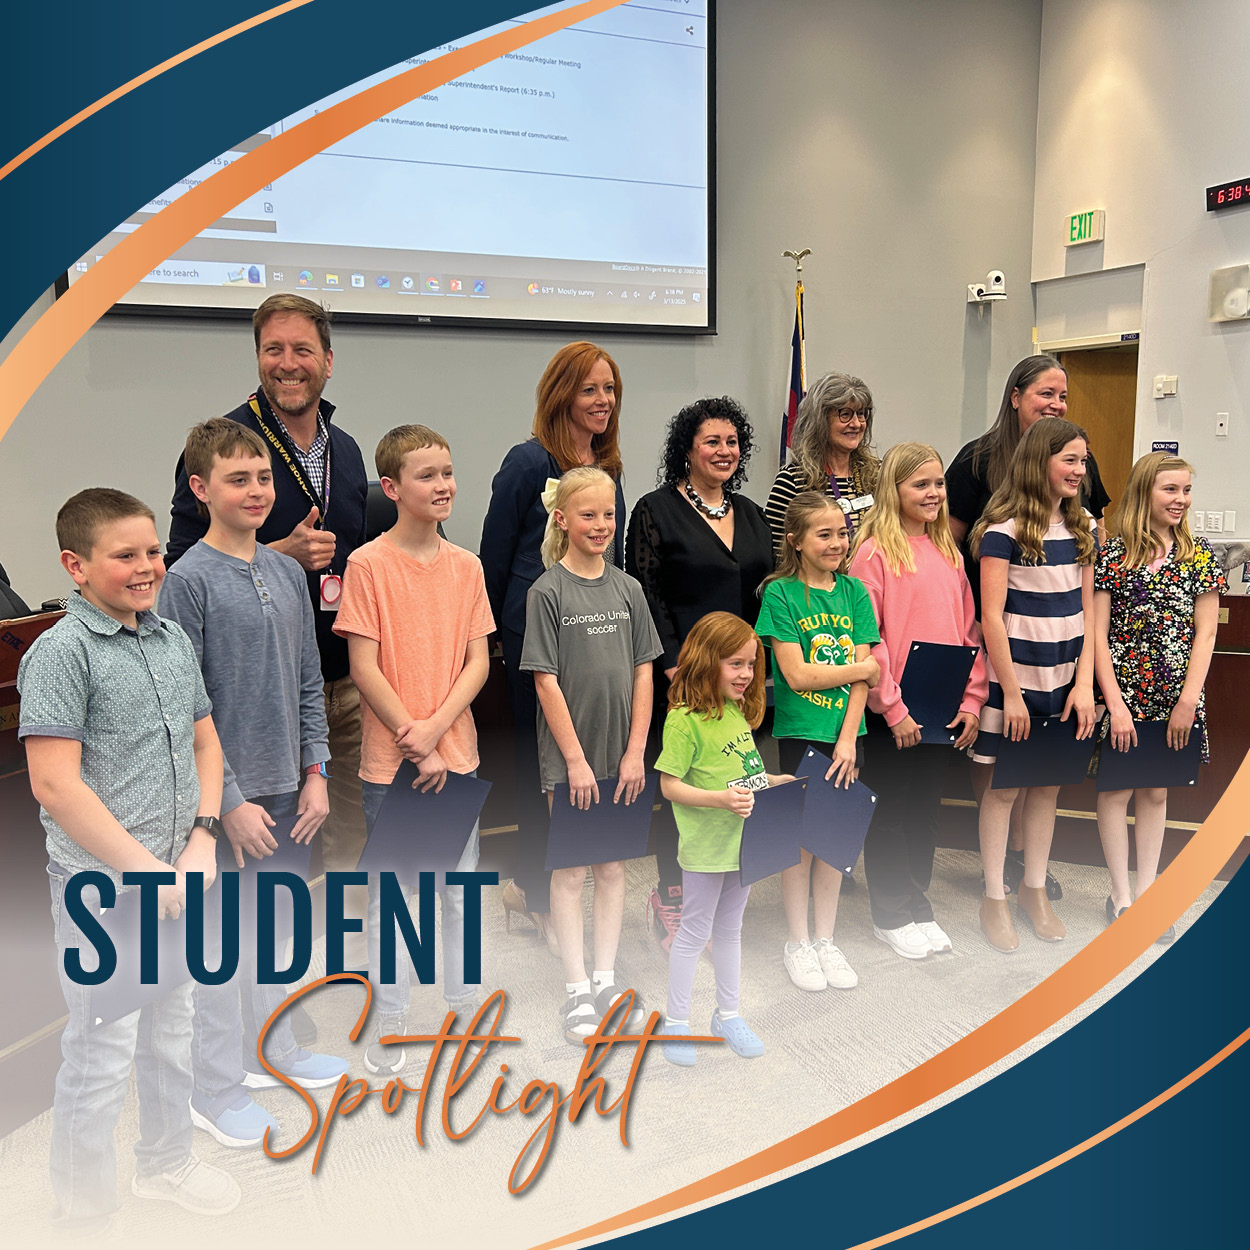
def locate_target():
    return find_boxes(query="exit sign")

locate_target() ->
[1064,209,1105,246]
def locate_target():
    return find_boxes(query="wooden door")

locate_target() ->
[1057,346,1138,515]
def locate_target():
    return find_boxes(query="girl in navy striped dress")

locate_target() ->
[969,417,1098,952]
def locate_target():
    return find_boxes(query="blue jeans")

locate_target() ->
[191,791,300,1111]
[362,776,480,1023]
[47,864,195,1222]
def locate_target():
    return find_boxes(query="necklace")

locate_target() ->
[684,479,731,519]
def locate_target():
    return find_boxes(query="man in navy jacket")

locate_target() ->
[168,295,370,977]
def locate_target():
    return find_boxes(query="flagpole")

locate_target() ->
[780,248,810,466]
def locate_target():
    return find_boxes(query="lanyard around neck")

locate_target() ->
[249,395,331,521]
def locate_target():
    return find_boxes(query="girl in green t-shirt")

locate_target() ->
[654,611,793,1065]
[755,492,881,995]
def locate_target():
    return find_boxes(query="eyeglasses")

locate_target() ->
[832,408,869,426]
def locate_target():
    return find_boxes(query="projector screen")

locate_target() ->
[60,1,714,335]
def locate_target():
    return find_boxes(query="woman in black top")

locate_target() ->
[946,354,1111,556]
[480,341,628,954]
[945,354,1111,901]
[626,396,774,947]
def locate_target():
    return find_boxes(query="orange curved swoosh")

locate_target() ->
[0,0,315,184]
[0,0,628,444]
[531,752,1250,1249]
[846,1020,1250,1249]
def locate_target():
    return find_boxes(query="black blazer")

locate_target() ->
[625,484,774,670]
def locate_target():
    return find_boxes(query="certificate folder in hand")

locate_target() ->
[1095,720,1202,792]
[356,763,492,887]
[991,716,1096,789]
[796,747,878,875]
[900,642,981,744]
[738,779,807,888]
[544,773,659,871]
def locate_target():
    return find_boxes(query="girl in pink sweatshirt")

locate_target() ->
[848,443,987,959]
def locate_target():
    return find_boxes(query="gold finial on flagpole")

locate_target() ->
[783,248,811,274]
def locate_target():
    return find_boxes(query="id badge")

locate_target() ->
[840,493,874,514]
[319,573,343,612]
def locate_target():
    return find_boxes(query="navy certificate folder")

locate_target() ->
[992,715,1096,789]
[545,773,658,870]
[356,763,492,886]
[899,642,981,744]
[796,746,878,874]
[738,779,807,887]
[1095,720,1202,792]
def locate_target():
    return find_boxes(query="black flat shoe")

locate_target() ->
[1003,852,1024,896]
[1105,896,1129,926]
[1157,924,1176,946]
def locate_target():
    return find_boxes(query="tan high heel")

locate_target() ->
[1017,884,1066,942]
[502,880,532,933]
[502,881,562,957]
[980,894,1019,953]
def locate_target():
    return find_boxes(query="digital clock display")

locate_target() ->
[1207,178,1250,211]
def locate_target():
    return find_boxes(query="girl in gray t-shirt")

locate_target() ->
[520,468,662,1045]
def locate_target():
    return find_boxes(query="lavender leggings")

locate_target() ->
[665,870,752,1022]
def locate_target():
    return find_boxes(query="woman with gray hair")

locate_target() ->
[765,371,882,555]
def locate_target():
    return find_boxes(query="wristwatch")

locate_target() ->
[305,761,331,780]
[192,815,223,839]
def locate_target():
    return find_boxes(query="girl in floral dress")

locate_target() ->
[1093,453,1226,943]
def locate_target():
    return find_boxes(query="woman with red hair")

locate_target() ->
[480,342,628,951]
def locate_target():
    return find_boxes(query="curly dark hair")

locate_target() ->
[657,396,755,492]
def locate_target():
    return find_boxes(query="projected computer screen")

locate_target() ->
[61,1,714,334]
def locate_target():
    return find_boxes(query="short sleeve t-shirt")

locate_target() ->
[334,534,495,783]
[754,575,880,742]
[519,562,662,789]
[654,702,767,873]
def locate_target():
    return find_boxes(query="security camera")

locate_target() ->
[968,269,1007,303]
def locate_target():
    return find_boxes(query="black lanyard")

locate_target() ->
[248,395,332,522]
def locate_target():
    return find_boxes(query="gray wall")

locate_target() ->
[0,0,1042,604]
[1033,0,1250,532]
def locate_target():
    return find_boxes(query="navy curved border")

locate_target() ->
[617,861,1249,1248]
[2,1,543,342]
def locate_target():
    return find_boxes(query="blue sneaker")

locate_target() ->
[710,1010,764,1058]
[659,1020,696,1067]
[242,1048,349,1090]
[190,1095,279,1149]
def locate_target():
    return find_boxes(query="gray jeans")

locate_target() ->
[191,790,302,1111]
[47,865,194,1221]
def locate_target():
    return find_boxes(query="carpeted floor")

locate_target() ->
[0,850,1219,1249]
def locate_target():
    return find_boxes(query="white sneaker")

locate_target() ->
[873,922,933,960]
[813,938,858,989]
[782,940,827,991]
[916,920,953,953]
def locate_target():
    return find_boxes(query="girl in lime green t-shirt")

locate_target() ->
[755,492,880,995]
[654,611,794,1065]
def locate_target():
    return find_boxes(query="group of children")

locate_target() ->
[518,417,1223,1063]
[16,408,1223,1224]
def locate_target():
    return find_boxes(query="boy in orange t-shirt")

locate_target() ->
[333,425,494,1077]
